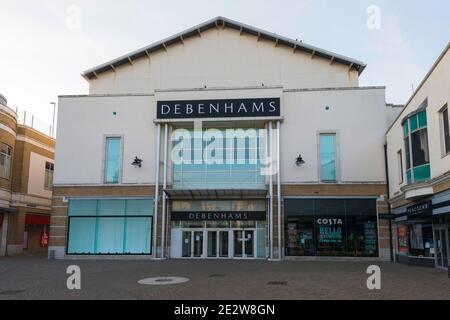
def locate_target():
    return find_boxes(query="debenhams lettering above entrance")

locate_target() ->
[171,211,266,221]
[157,98,280,119]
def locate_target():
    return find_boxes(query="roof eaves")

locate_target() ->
[83,16,366,79]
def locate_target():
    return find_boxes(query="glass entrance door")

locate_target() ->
[435,228,448,268]
[233,229,255,258]
[182,230,204,258]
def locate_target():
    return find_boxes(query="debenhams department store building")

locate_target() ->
[49,17,397,260]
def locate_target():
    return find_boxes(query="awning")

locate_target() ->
[25,214,50,225]
[164,189,267,200]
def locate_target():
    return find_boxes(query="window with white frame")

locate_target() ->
[440,104,450,156]
[397,150,403,184]
[0,142,12,179]
[44,162,54,190]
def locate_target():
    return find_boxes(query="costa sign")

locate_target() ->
[316,218,343,225]
[157,98,280,119]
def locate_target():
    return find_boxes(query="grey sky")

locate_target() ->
[0,0,449,129]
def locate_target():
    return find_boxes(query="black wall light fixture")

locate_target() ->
[132,156,143,168]
[295,154,305,166]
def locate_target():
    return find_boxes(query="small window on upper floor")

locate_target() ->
[319,133,337,182]
[44,162,54,190]
[104,137,121,184]
[440,104,450,156]
[0,142,12,180]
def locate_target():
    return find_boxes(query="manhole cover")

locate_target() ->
[209,274,225,278]
[138,277,189,285]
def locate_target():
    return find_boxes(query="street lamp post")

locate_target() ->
[50,102,56,138]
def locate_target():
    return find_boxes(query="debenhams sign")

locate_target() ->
[157,98,280,119]
[171,211,266,221]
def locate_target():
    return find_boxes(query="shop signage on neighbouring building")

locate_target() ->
[406,201,432,216]
[171,211,266,221]
[157,98,280,119]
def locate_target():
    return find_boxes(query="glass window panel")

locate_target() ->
[413,163,431,182]
[126,199,154,216]
[410,114,419,131]
[442,107,450,154]
[68,200,97,216]
[96,217,125,254]
[418,111,427,128]
[257,228,266,258]
[105,137,121,183]
[67,217,96,253]
[320,134,336,181]
[403,121,409,137]
[97,199,126,216]
[404,137,411,170]
[124,217,151,254]
[411,129,429,167]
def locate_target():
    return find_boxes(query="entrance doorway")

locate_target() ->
[180,228,256,259]
[434,227,449,269]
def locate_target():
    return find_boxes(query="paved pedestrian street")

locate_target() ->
[1,254,449,300]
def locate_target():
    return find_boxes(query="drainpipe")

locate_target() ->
[161,124,168,258]
[268,121,273,260]
[384,143,394,262]
[276,121,281,260]
[153,124,161,257]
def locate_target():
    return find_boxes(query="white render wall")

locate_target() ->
[27,152,53,198]
[387,46,450,198]
[55,86,388,186]
[88,28,359,95]
[282,87,387,183]
[54,95,157,185]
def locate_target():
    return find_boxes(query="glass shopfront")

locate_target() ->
[285,198,378,257]
[170,200,266,259]
[67,198,153,255]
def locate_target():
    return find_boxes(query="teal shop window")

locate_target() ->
[105,137,121,183]
[418,111,427,128]
[320,134,336,182]
[67,198,153,254]
[410,114,419,132]
[403,107,430,184]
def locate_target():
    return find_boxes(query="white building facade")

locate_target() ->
[387,43,450,269]
[49,17,397,260]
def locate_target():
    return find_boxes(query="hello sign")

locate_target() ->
[157,98,280,119]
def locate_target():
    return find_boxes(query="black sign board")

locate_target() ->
[157,98,280,119]
[171,211,266,221]
[406,200,432,216]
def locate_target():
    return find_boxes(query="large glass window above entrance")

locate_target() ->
[171,128,266,189]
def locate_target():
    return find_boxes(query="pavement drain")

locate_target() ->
[138,276,190,285]
[209,274,225,277]
[0,289,26,295]
[267,281,287,286]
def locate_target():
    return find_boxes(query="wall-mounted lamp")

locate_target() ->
[295,154,305,166]
[131,156,143,168]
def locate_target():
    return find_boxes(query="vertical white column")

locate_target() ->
[161,123,169,258]
[153,123,161,257]
[268,121,274,260]
[276,120,282,260]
